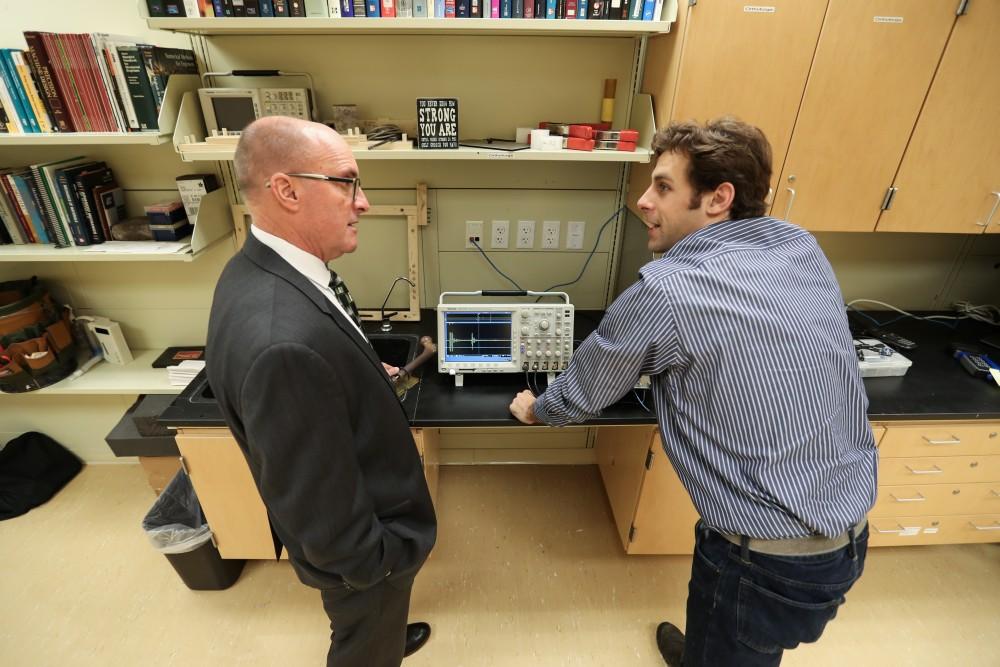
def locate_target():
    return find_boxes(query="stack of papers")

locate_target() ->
[168,360,206,386]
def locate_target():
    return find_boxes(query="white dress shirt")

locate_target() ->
[250,224,365,338]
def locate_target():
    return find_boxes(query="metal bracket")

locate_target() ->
[956,0,970,16]
[880,187,899,211]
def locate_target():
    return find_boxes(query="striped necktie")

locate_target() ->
[328,271,365,335]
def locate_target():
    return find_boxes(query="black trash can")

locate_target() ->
[141,470,245,590]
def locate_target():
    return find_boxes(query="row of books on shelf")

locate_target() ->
[150,0,668,20]
[0,32,196,135]
[0,157,127,247]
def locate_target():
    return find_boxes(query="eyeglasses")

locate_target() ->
[267,173,363,203]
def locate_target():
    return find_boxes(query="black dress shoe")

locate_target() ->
[656,621,685,667]
[404,622,431,658]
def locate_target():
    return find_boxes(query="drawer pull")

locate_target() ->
[968,521,1000,531]
[991,489,1000,497]
[889,492,926,503]
[921,435,961,445]
[905,465,943,475]
[873,523,914,535]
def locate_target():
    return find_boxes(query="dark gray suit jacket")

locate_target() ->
[206,233,436,590]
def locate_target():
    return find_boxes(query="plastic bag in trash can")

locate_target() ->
[141,470,212,554]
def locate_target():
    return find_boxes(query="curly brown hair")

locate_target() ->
[651,118,772,221]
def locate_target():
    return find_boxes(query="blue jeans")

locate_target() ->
[682,520,868,666]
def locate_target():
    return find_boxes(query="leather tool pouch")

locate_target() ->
[0,278,78,393]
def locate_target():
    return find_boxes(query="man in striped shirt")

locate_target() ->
[510,118,877,666]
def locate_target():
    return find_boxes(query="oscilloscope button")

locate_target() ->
[539,320,550,331]
[521,327,530,335]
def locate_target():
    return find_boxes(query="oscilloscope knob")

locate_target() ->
[538,320,550,331]
[521,327,530,335]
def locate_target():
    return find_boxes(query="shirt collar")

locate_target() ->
[250,224,331,287]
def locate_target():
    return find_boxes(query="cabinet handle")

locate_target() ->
[921,435,961,445]
[990,489,1000,497]
[179,456,190,475]
[905,464,943,475]
[783,187,796,220]
[210,532,219,548]
[889,492,926,503]
[873,523,910,535]
[968,521,1000,531]
[976,191,1000,227]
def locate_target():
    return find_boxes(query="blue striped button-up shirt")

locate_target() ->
[534,217,878,539]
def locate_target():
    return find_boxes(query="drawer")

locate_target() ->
[878,455,1000,485]
[869,514,1000,547]
[880,423,1000,458]
[872,482,1000,517]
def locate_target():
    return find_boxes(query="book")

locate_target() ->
[305,0,329,14]
[245,0,261,16]
[94,185,127,239]
[260,0,276,15]
[22,32,71,131]
[289,0,306,15]
[176,174,220,225]
[327,0,342,16]
[55,161,102,245]
[380,0,396,16]
[0,76,23,133]
[74,166,116,243]
[146,1,168,16]
[456,0,469,16]
[366,0,380,15]
[0,50,38,132]
[69,33,116,131]
[273,0,289,15]
[232,0,247,15]
[412,0,426,16]
[397,0,412,16]
[1,172,36,242]
[117,46,159,131]
[86,35,127,132]
[11,51,54,133]
[9,170,51,243]
[352,0,366,16]
[146,47,198,111]
[0,179,27,244]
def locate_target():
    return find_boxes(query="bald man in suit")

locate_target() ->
[206,116,436,666]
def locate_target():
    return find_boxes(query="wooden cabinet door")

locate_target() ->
[175,429,278,560]
[596,426,657,549]
[876,2,1000,233]
[411,427,440,507]
[628,434,700,555]
[770,0,956,231]
[670,0,828,194]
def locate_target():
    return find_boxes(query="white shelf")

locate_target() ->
[148,17,672,37]
[0,242,196,262]
[178,142,652,163]
[0,132,170,146]
[25,350,181,396]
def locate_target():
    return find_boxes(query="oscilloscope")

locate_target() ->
[437,290,574,387]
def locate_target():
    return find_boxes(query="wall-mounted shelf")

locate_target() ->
[0,188,232,262]
[177,141,652,162]
[0,133,170,146]
[148,17,673,37]
[19,350,180,396]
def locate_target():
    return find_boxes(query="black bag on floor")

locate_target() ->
[0,432,83,520]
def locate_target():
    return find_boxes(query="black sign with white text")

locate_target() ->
[417,98,459,150]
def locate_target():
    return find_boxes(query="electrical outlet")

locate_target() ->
[566,221,585,250]
[541,220,560,249]
[516,220,535,249]
[465,220,484,248]
[491,220,509,249]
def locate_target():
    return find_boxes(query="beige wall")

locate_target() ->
[2,2,996,463]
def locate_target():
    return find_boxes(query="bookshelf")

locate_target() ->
[148,17,673,37]
[0,132,171,146]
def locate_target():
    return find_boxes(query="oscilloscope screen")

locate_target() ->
[443,312,514,363]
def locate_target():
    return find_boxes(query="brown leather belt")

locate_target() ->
[717,518,868,556]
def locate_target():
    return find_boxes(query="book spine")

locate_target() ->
[0,51,37,132]
[102,40,140,131]
[56,172,90,246]
[30,166,70,247]
[88,36,127,132]
[0,185,27,244]
[42,33,87,132]
[64,35,107,131]
[2,175,38,242]
[511,0,521,18]
[273,0,288,16]
[139,46,166,116]
[73,176,105,243]
[21,173,60,244]
[0,76,24,132]
[213,0,227,15]
[22,33,72,132]
[11,173,51,243]
[245,0,261,16]
[12,52,54,133]
[118,47,159,131]
[380,0,395,17]
[641,0,653,20]
[565,0,577,18]
[260,0,275,14]
[53,35,95,132]
[289,0,305,15]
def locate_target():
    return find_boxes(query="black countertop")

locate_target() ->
[158,310,1000,428]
